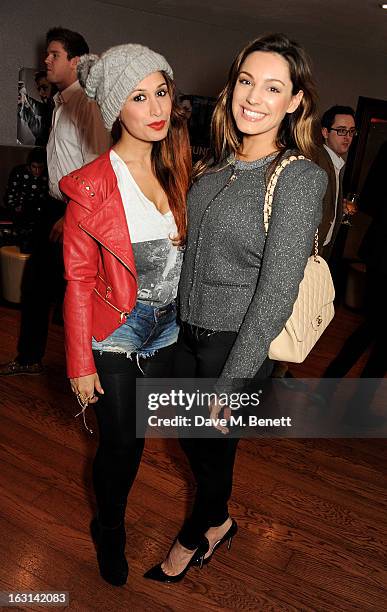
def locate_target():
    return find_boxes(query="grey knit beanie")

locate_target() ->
[77,44,173,130]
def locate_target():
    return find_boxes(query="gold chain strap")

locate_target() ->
[264,155,319,260]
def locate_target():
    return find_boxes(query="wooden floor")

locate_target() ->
[0,302,386,611]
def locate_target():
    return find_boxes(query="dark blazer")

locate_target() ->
[315,146,343,259]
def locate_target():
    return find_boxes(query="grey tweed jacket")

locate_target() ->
[179,153,328,389]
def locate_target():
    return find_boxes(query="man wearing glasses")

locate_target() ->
[317,105,357,260]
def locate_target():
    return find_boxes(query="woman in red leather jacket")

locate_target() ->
[60,44,191,587]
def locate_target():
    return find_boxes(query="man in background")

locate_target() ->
[0,26,110,376]
[318,142,387,427]
[2,147,48,252]
[316,105,357,260]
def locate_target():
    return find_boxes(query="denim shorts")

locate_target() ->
[92,300,178,359]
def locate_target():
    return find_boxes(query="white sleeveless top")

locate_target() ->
[110,149,183,306]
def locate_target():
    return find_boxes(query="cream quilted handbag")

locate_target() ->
[266,155,335,363]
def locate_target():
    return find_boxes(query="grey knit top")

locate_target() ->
[178,152,328,389]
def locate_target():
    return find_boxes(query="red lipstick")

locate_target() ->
[148,120,166,131]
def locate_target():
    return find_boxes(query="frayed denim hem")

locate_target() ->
[95,346,158,359]
[95,346,159,375]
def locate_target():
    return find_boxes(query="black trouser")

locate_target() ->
[324,268,387,378]
[174,324,273,549]
[92,345,175,527]
[324,224,350,304]
[17,199,65,365]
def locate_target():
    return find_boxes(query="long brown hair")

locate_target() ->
[152,72,191,243]
[194,33,319,180]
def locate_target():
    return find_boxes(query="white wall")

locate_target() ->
[1,0,387,146]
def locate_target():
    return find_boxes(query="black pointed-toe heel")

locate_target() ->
[90,518,128,586]
[197,519,238,566]
[143,537,209,583]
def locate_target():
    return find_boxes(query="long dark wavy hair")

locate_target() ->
[194,33,319,180]
[151,72,191,243]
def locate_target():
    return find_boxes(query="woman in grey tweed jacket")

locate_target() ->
[145,33,328,582]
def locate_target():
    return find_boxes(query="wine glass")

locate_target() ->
[342,192,359,226]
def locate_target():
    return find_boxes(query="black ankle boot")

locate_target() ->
[90,518,128,586]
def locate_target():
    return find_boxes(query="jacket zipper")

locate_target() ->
[79,225,136,322]
[94,287,130,322]
[97,273,112,297]
[79,224,136,277]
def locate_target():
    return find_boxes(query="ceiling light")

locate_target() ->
[380,3,387,8]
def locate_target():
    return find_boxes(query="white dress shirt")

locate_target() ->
[323,144,345,246]
[46,80,110,200]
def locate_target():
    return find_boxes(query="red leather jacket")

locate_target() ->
[60,150,137,379]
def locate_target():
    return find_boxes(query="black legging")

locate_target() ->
[174,324,273,549]
[17,199,65,364]
[92,344,175,527]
